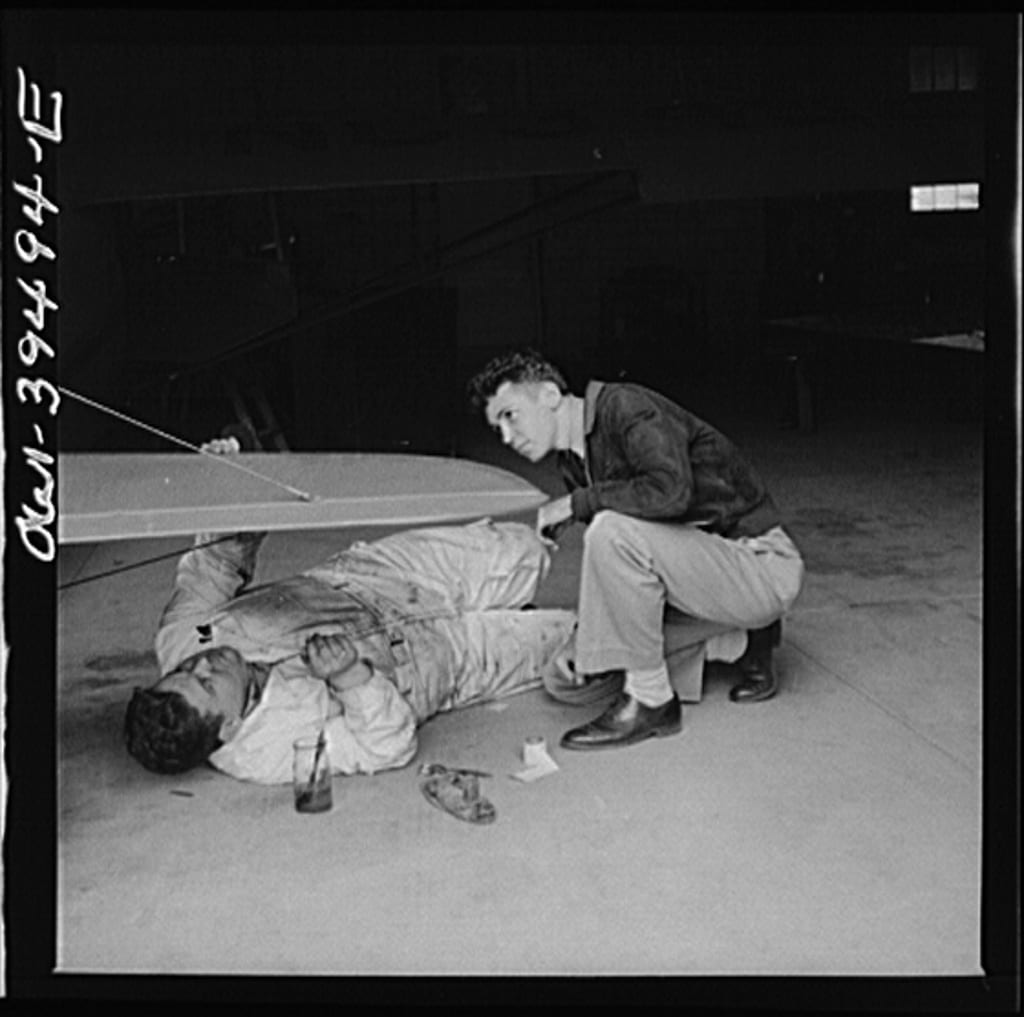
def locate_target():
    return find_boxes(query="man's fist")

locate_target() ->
[302,633,369,692]
[200,437,241,456]
[537,495,574,542]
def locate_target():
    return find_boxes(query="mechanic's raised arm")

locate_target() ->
[155,437,268,668]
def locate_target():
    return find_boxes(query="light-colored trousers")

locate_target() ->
[305,519,578,717]
[574,511,805,702]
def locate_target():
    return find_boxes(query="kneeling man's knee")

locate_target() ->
[583,510,636,548]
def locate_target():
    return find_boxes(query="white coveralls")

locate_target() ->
[155,520,576,784]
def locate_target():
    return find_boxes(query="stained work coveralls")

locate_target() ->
[155,520,576,783]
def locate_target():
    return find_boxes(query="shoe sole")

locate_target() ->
[729,688,778,703]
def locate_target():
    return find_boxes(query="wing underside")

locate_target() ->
[58,452,547,543]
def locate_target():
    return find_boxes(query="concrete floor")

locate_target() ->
[52,382,984,978]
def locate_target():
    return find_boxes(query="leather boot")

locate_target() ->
[729,620,782,703]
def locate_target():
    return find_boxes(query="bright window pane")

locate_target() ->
[956,182,980,209]
[933,184,957,210]
[910,185,934,212]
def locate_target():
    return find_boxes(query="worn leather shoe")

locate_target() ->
[560,691,682,750]
[729,620,781,703]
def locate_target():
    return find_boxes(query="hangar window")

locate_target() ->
[909,183,981,213]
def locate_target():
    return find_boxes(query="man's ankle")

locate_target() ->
[624,664,673,707]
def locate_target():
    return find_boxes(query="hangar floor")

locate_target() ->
[52,372,985,981]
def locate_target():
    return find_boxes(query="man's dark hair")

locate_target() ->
[124,687,225,775]
[466,348,569,410]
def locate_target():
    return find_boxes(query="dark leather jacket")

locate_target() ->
[557,381,782,539]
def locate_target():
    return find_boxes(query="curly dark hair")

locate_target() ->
[124,687,225,775]
[466,348,569,410]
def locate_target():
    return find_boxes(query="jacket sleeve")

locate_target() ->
[154,531,267,673]
[323,667,418,775]
[570,393,695,522]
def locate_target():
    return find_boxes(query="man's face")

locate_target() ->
[154,647,251,726]
[485,381,559,462]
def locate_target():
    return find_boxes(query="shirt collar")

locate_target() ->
[241,662,272,717]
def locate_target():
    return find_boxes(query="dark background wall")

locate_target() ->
[13,12,999,452]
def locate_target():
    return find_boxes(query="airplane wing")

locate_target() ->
[58,452,548,544]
